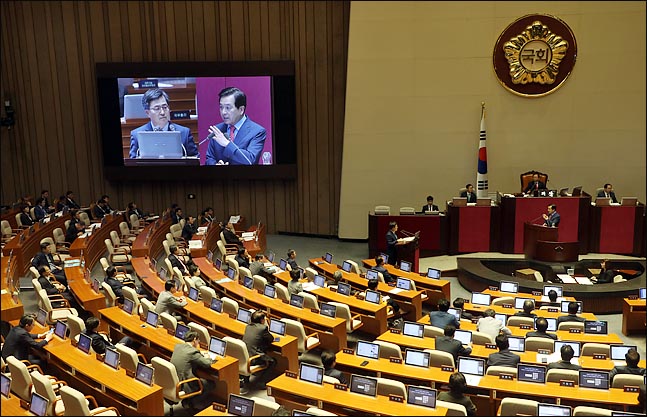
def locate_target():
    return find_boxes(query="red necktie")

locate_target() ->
[229,127,236,142]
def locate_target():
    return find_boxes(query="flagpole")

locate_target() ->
[477,102,489,199]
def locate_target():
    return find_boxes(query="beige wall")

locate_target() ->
[339,1,646,238]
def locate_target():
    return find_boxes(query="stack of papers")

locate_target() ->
[216,278,233,284]
[196,227,208,235]
[188,240,203,249]
[574,276,593,285]
[556,274,576,283]
[388,288,405,295]
[302,282,319,291]
[228,215,241,224]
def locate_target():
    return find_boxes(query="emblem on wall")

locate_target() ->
[493,14,577,97]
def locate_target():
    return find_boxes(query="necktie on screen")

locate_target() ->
[229,127,236,142]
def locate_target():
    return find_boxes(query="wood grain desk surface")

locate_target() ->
[460,302,598,320]
[1,394,34,416]
[267,374,448,416]
[362,258,452,289]
[482,288,576,303]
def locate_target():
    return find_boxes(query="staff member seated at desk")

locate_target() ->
[435,325,472,363]
[524,173,547,195]
[421,195,439,213]
[547,344,581,371]
[591,259,621,284]
[437,372,477,416]
[460,184,477,203]
[597,183,618,203]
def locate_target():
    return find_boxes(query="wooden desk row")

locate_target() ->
[458,301,598,321]
[1,254,23,322]
[131,257,299,374]
[309,258,424,322]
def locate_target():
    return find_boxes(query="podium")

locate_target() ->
[523,222,579,262]
[397,233,420,272]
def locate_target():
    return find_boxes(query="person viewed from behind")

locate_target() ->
[321,350,348,385]
[372,255,394,284]
[205,87,267,165]
[287,269,303,296]
[429,298,460,329]
[453,297,475,321]
[547,344,581,370]
[591,259,620,284]
[83,316,135,354]
[476,308,511,339]
[609,348,646,382]
[242,310,276,387]
[170,330,215,410]
[556,301,586,325]
[525,317,557,340]
[487,334,520,368]
[129,88,198,159]
[544,289,560,307]
[437,372,477,416]
[460,184,477,203]
[514,299,537,318]
[435,325,472,363]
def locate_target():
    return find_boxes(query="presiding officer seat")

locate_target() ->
[520,170,549,194]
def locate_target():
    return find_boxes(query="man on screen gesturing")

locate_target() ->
[205,87,266,165]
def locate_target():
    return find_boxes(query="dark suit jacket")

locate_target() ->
[596,269,616,284]
[104,276,124,299]
[242,322,273,356]
[435,335,472,362]
[386,230,398,264]
[487,349,520,367]
[170,211,183,225]
[547,360,581,371]
[38,276,60,295]
[223,227,243,246]
[93,205,107,219]
[20,212,33,226]
[32,252,55,269]
[1,326,49,361]
[129,122,198,159]
[65,222,80,243]
[66,198,81,209]
[235,254,250,269]
[597,190,618,203]
[544,211,560,227]
[422,204,439,212]
[609,365,646,382]
[182,222,197,242]
[169,254,189,275]
[556,314,585,325]
[524,180,547,194]
[205,118,266,165]
[459,191,477,203]
[437,391,477,416]
[84,329,114,354]
[324,368,348,385]
[373,265,394,284]
[525,330,557,340]
[171,342,213,393]
[34,205,47,221]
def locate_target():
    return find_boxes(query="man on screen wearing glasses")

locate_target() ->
[129,88,199,159]
[205,87,267,165]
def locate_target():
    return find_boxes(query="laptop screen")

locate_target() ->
[350,375,377,397]
[554,341,581,358]
[237,308,252,324]
[209,336,227,357]
[543,285,563,297]
[366,269,378,280]
[517,364,547,383]
[379,253,389,264]
[365,290,381,304]
[396,277,412,291]
[290,294,304,308]
[500,281,519,293]
[77,333,92,354]
[36,308,48,326]
[324,252,333,263]
[457,357,485,376]
[639,288,646,299]
[404,349,430,368]
[537,403,572,416]
[337,282,351,296]
[175,323,190,340]
[0,374,10,398]
[342,261,352,273]
[402,321,424,338]
[320,303,336,318]
[227,268,235,280]
[188,287,199,301]
[104,347,120,370]
[215,258,222,271]
[29,392,49,417]
[471,292,491,306]
[584,320,608,335]
[427,268,441,279]
[207,251,214,262]
[135,363,154,386]
[264,285,276,298]
[228,394,255,416]
[579,370,609,389]
[494,313,507,325]
[243,276,254,289]
[159,268,167,281]
[269,319,286,336]
[534,317,557,332]
[356,341,380,360]
[561,300,583,314]
[407,385,437,409]
[454,330,472,345]
[136,131,183,158]
[313,275,326,288]
[292,412,316,417]
[508,336,525,352]
[610,344,636,361]
[278,259,287,270]
[299,363,324,385]
[146,311,159,327]
[54,320,67,339]
[268,252,275,263]
[448,308,462,322]
[399,260,412,272]
[515,297,532,310]
[210,298,223,313]
[611,412,645,417]
[122,297,134,314]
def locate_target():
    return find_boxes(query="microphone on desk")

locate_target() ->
[198,131,216,146]
[400,229,414,237]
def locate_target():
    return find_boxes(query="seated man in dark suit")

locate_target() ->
[372,255,394,284]
[487,334,520,368]
[104,266,126,303]
[33,198,48,221]
[525,317,557,340]
[321,350,348,385]
[235,247,251,270]
[1,314,53,367]
[597,183,618,203]
[223,222,243,247]
[129,88,198,159]
[556,301,586,325]
[181,215,198,242]
[92,199,108,219]
[544,289,560,307]
[32,242,68,287]
[609,349,646,383]
[547,344,581,371]
[83,316,135,354]
[435,325,472,363]
[169,245,191,275]
[64,190,81,209]
[429,298,460,329]
[460,184,477,203]
[514,299,537,318]
[242,311,276,387]
[524,173,547,195]
[422,195,439,212]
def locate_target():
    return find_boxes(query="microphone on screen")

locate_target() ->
[198,131,216,146]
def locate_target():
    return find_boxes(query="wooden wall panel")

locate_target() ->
[0,1,349,236]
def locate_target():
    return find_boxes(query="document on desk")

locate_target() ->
[388,288,405,295]
[216,277,233,284]
[196,227,207,235]
[242,232,255,241]
[574,276,593,285]
[188,240,203,249]
[557,274,576,284]
[302,282,318,292]
[228,215,241,224]
[400,236,415,243]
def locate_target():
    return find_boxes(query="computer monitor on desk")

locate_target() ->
[571,186,582,197]
[136,131,183,158]
[452,197,467,207]
[621,197,638,206]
